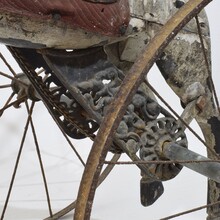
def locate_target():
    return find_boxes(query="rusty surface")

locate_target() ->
[73,0,213,219]
[196,96,207,112]
[0,0,130,37]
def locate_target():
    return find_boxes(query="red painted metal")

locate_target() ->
[0,0,130,36]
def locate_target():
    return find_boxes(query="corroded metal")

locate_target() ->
[40,46,186,182]
[139,117,187,207]
[8,47,98,140]
[140,117,187,181]
[10,29,186,213]
[11,73,40,102]
[9,45,162,179]
[74,1,213,219]
[1,0,218,219]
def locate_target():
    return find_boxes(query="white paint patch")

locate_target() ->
[129,17,145,31]
[182,82,206,103]
[175,32,209,49]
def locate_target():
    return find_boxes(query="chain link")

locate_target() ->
[8,46,96,140]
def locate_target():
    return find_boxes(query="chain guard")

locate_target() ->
[40,47,188,179]
[8,47,99,139]
[8,46,188,207]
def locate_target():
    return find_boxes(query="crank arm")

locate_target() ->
[163,142,220,183]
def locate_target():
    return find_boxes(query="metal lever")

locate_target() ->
[162,142,220,183]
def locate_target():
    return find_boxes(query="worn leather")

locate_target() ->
[0,0,130,36]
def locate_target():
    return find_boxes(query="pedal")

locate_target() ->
[140,177,164,207]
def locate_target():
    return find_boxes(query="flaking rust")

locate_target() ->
[74,1,216,219]
[0,0,218,219]
[108,1,219,219]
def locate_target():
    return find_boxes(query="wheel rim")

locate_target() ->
[0,0,219,220]
[73,1,218,219]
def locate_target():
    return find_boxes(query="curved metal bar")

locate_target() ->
[74,0,213,219]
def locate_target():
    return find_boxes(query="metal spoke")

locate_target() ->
[1,92,15,109]
[160,201,220,220]
[145,81,220,158]
[0,2,215,219]
[44,154,121,220]
[0,95,26,117]
[0,71,15,81]
[195,15,220,113]
[57,123,86,167]
[0,52,16,76]
[0,101,34,220]
[0,84,11,89]
[104,159,220,165]
[25,101,53,217]
[0,71,28,87]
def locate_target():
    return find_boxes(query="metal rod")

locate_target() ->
[163,142,220,183]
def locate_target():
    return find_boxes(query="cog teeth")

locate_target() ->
[139,117,187,181]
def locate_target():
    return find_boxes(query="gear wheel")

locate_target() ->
[140,117,188,181]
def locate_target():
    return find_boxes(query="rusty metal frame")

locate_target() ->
[74,0,213,219]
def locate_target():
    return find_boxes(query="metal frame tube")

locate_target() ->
[163,142,220,183]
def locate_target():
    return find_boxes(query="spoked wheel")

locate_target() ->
[0,0,219,220]
[0,47,121,219]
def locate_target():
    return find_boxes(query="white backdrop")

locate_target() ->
[0,1,219,220]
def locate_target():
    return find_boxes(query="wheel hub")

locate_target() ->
[11,73,40,105]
